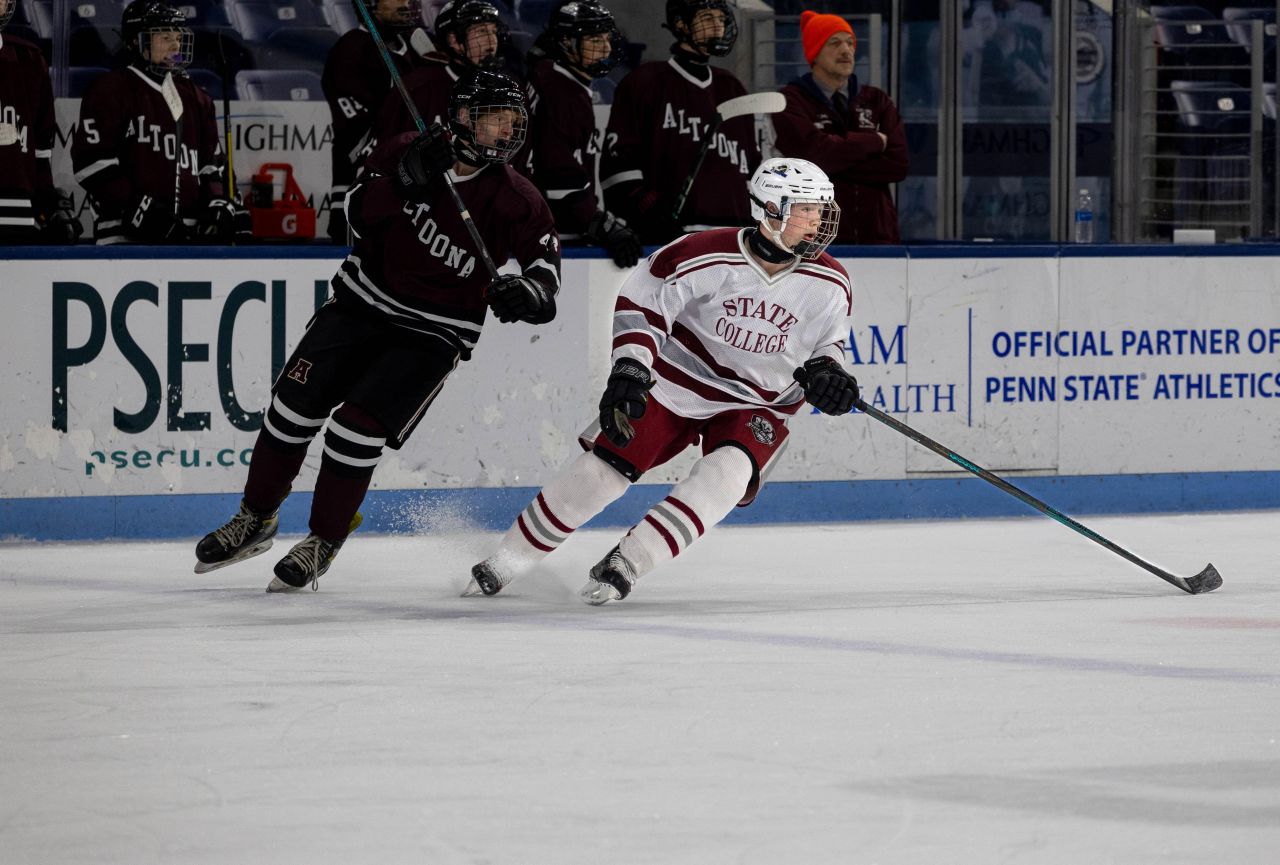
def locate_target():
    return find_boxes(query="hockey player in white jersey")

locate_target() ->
[466,157,860,604]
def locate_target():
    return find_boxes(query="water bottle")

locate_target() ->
[1073,189,1094,244]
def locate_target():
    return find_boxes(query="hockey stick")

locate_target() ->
[795,371,1222,594]
[351,0,500,279]
[671,91,787,223]
[215,32,236,201]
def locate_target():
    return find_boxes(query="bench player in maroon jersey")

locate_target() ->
[71,1,242,244]
[194,70,562,593]
[323,0,435,242]
[600,0,759,245]
[0,0,80,243]
[516,0,640,268]
[467,157,860,604]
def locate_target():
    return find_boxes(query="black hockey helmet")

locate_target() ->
[0,0,17,32]
[433,0,506,69]
[448,68,527,166]
[350,0,422,33]
[545,0,623,78]
[665,0,737,57]
[121,0,193,75]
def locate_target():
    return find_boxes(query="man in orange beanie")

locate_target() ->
[771,9,908,244]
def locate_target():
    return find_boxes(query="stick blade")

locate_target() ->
[1182,563,1223,595]
[717,91,788,120]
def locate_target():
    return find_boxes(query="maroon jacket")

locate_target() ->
[773,73,908,245]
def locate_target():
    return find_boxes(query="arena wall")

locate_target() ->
[2,245,1278,540]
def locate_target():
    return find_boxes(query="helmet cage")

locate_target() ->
[748,158,839,259]
[136,24,194,74]
[435,0,507,69]
[550,2,624,77]
[667,0,738,57]
[362,0,423,32]
[450,101,528,165]
[0,0,16,31]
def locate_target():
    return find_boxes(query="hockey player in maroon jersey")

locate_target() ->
[0,0,81,243]
[600,0,759,245]
[322,0,434,242]
[194,70,562,593]
[516,0,640,268]
[467,157,859,604]
[373,0,506,144]
[71,1,241,244]
[772,11,909,244]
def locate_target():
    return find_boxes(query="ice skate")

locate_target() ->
[266,513,362,593]
[579,545,637,605]
[194,500,279,574]
[463,559,509,597]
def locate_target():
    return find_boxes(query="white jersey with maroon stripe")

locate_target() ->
[611,227,852,420]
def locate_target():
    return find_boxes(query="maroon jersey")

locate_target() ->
[601,57,758,239]
[323,28,428,195]
[373,56,459,145]
[514,58,600,235]
[71,65,224,243]
[773,74,909,245]
[339,132,561,359]
[0,33,56,236]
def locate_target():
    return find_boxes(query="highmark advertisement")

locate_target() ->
[1,253,1278,504]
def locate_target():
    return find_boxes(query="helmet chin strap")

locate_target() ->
[747,223,797,264]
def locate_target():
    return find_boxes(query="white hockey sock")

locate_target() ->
[618,446,753,579]
[487,450,631,574]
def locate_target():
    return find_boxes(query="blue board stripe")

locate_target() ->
[3,471,1277,542]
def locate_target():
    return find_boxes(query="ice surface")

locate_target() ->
[2,511,1278,864]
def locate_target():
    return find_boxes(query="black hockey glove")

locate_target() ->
[485,274,556,324]
[794,357,860,416]
[587,211,642,269]
[199,197,252,241]
[598,358,653,448]
[394,126,455,202]
[124,194,182,242]
[37,189,82,243]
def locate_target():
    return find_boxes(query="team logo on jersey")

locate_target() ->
[287,358,313,384]
[747,414,776,445]
[856,108,876,129]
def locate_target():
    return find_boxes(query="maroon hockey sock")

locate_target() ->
[243,431,308,515]
[309,404,386,542]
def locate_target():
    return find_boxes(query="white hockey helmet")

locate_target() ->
[748,157,840,260]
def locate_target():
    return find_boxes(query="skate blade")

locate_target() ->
[461,578,486,598]
[193,539,274,575]
[578,578,621,606]
[266,576,310,593]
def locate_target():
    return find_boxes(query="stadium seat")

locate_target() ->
[11,0,54,37]
[256,26,336,73]
[1151,5,1251,85]
[69,25,119,68]
[70,1,125,28]
[326,2,359,34]
[235,68,324,100]
[1223,6,1277,50]
[187,67,226,100]
[230,1,331,42]
[1170,80,1253,133]
[68,66,109,97]
[189,28,256,79]
[173,0,234,30]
